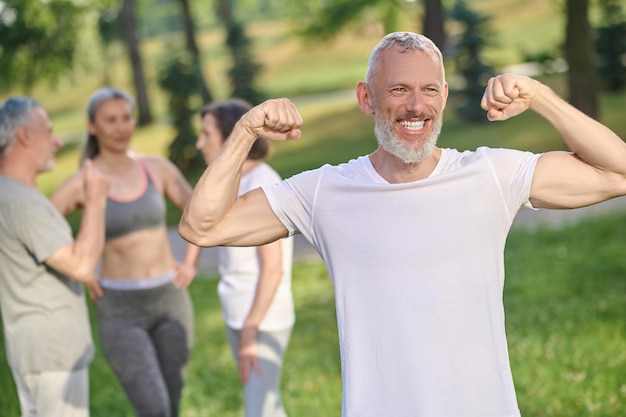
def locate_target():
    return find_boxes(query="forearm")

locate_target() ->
[70,197,107,281]
[243,242,284,328]
[183,242,201,268]
[532,84,626,175]
[243,270,283,328]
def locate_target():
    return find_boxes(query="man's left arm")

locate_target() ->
[481,73,626,209]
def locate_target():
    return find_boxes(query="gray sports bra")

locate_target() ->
[105,158,166,241]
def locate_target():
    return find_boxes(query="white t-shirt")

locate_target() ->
[218,163,295,331]
[262,147,540,417]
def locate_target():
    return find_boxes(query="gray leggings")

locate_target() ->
[96,282,194,417]
[227,327,292,417]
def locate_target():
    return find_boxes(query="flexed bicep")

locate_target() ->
[180,187,287,248]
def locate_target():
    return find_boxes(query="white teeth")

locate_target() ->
[400,120,425,130]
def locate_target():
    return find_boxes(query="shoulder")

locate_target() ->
[440,147,538,167]
[51,169,86,200]
[140,154,182,179]
[0,177,45,209]
[141,154,173,171]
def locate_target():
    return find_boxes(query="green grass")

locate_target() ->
[505,214,626,416]
[1,213,625,416]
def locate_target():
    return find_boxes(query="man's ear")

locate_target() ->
[13,125,29,147]
[356,81,375,115]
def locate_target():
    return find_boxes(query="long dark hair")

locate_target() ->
[80,87,135,164]
[200,98,270,161]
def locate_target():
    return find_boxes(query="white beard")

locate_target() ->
[374,113,442,164]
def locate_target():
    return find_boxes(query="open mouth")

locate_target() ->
[399,120,425,131]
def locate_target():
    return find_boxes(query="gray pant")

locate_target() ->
[227,327,292,417]
[96,282,194,417]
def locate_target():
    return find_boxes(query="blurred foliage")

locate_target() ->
[223,19,266,105]
[595,0,626,91]
[295,0,408,43]
[157,49,205,179]
[448,0,495,122]
[0,0,106,94]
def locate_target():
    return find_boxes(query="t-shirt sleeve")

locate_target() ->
[13,199,73,264]
[261,167,325,238]
[477,146,541,211]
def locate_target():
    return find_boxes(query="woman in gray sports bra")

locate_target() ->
[51,87,201,417]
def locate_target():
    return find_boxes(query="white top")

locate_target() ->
[262,147,540,417]
[218,163,295,331]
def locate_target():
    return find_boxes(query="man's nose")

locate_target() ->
[405,91,425,113]
[53,135,63,150]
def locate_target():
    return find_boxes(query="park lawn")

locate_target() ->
[0,211,625,416]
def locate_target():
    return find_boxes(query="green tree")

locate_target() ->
[0,0,93,94]
[448,0,494,122]
[595,0,626,91]
[98,7,123,86]
[158,50,205,179]
[423,0,446,51]
[297,0,404,42]
[565,0,598,119]
[216,0,265,104]
[120,0,153,125]
[177,0,213,103]
[295,0,446,57]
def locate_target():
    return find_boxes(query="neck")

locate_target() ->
[0,156,38,187]
[369,147,441,183]
[93,150,135,173]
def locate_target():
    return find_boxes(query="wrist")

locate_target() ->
[233,118,260,144]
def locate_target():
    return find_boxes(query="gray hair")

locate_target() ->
[365,32,445,85]
[81,87,135,162]
[0,96,42,159]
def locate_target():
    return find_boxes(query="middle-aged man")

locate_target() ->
[179,32,626,417]
[0,96,109,417]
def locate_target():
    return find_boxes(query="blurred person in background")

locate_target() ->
[196,98,295,417]
[0,96,109,417]
[52,87,200,417]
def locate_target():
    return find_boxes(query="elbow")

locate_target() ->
[178,217,216,247]
[70,263,97,285]
[178,220,203,246]
[179,206,215,246]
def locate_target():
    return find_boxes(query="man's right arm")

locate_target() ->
[45,161,109,293]
[179,99,303,248]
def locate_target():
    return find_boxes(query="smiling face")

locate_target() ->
[88,98,136,154]
[196,113,225,164]
[358,46,448,164]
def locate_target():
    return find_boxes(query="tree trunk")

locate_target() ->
[178,0,212,103]
[423,0,446,53]
[120,0,152,125]
[565,0,599,119]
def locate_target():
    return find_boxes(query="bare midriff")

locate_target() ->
[99,227,175,279]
